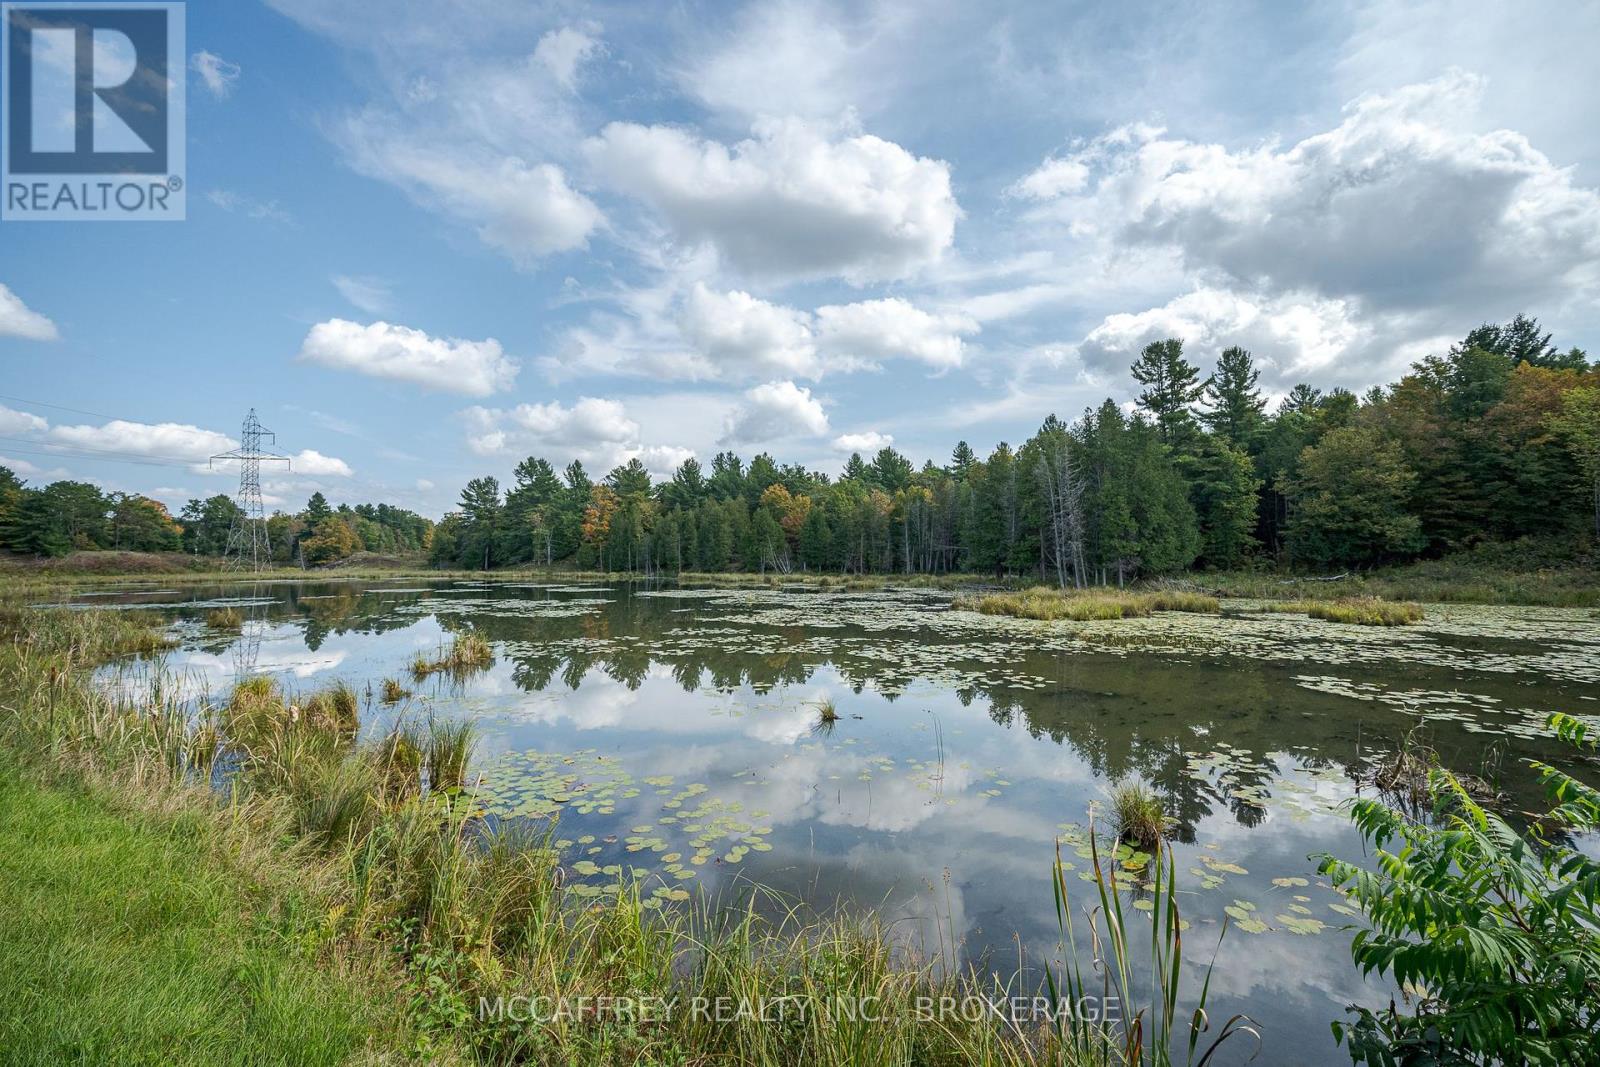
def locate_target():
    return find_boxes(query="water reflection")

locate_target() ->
[80,577,1600,1066]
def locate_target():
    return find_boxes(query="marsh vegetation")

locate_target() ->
[954,586,1220,621]
[7,575,1598,1065]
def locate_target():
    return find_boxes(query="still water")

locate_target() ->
[79,577,1600,1064]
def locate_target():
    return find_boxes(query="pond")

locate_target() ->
[76,577,1600,1064]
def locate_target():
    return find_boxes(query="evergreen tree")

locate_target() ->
[868,447,914,493]
[457,477,502,569]
[799,504,832,570]
[1185,438,1260,568]
[708,451,746,500]
[663,458,708,510]
[1130,338,1204,448]
[1200,346,1267,447]
[950,440,976,476]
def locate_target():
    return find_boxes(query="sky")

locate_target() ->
[3,0,1599,519]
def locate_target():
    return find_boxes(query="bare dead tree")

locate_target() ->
[1036,434,1087,589]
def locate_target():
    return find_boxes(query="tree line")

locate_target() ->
[430,314,1600,582]
[2,313,1595,577]
[0,476,433,564]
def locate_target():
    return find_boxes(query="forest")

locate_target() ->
[0,478,433,564]
[427,314,1600,582]
[1,314,1596,581]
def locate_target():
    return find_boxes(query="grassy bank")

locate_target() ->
[6,543,1596,607]
[1202,541,1599,607]
[0,602,1230,1066]
[0,769,411,1066]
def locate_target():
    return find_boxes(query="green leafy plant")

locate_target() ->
[1316,713,1600,1065]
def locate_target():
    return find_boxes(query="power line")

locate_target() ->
[0,444,198,472]
[0,393,127,422]
[0,434,212,469]
[0,392,248,471]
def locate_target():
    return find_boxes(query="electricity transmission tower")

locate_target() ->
[210,409,290,571]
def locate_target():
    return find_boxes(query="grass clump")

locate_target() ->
[1251,596,1425,625]
[224,676,360,754]
[424,717,475,792]
[1109,780,1166,847]
[1306,597,1424,626]
[410,631,493,680]
[203,606,242,629]
[379,677,410,703]
[955,585,1219,621]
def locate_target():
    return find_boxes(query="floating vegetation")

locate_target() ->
[379,677,410,703]
[409,631,493,680]
[954,586,1220,621]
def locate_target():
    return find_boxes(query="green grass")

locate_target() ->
[954,586,1220,621]
[0,769,408,1066]
[1251,597,1425,626]
[1305,597,1424,626]
[1205,540,1599,607]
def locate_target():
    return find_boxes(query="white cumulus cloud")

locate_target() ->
[297,319,519,397]
[721,380,829,444]
[832,431,893,453]
[463,397,692,479]
[0,284,59,341]
[584,117,959,282]
[48,420,234,463]
[0,404,48,435]
[680,284,819,378]
[815,298,976,370]
[1017,72,1600,317]
[291,449,354,477]
[335,116,601,263]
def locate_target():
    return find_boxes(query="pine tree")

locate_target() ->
[1200,346,1267,447]
[1130,338,1204,448]
[950,440,976,477]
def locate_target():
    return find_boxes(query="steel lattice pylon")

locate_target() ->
[210,409,290,571]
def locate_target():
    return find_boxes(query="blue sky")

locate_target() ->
[3,0,1599,518]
